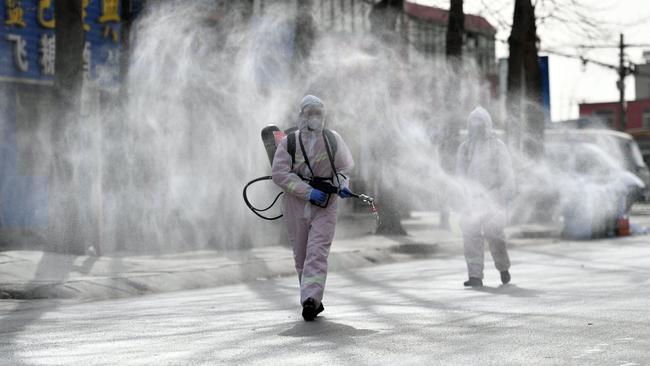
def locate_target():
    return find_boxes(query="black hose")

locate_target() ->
[244,176,374,221]
[243,176,284,221]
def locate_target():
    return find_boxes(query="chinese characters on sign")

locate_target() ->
[1,0,121,85]
[6,33,27,71]
[38,32,53,75]
[5,0,26,27]
[82,0,91,31]
[37,0,54,28]
[83,40,91,82]
[99,0,119,42]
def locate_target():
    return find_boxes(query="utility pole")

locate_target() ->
[618,33,627,131]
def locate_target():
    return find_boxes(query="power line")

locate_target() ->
[499,34,650,130]
[539,46,650,78]
[540,48,616,69]
[568,43,650,49]
[497,37,650,75]
[493,5,650,128]
[498,37,650,77]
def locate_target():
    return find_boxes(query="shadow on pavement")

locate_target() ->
[0,251,78,366]
[73,255,99,274]
[468,284,545,298]
[278,317,377,338]
[226,249,296,309]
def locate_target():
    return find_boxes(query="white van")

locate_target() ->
[511,128,648,238]
[545,129,649,202]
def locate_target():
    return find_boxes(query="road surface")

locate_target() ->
[1,236,649,365]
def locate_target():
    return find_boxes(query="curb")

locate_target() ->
[0,242,446,301]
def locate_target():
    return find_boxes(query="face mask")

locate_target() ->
[307,116,324,131]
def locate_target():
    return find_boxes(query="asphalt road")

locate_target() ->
[1,236,649,365]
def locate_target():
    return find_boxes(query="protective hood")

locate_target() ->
[467,106,493,142]
[298,95,325,133]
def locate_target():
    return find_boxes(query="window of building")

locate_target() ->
[643,109,650,129]
[594,110,615,128]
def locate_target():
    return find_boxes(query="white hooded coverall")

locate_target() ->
[271,95,354,306]
[456,107,514,279]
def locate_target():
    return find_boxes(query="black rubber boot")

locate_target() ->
[463,277,483,287]
[500,270,511,285]
[302,298,324,321]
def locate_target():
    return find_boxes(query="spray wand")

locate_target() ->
[344,190,381,226]
[347,191,373,204]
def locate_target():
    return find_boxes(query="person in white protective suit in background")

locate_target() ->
[456,107,515,287]
[271,95,355,321]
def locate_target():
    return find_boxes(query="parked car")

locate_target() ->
[511,128,647,239]
[546,129,650,202]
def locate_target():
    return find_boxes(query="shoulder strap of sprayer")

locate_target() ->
[323,129,342,187]
[289,130,338,180]
[298,131,317,178]
[288,131,297,167]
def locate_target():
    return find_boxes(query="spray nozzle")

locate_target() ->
[339,190,380,227]
[344,190,374,205]
[356,194,374,205]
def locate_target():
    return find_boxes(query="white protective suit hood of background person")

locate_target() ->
[467,106,493,143]
[299,95,325,133]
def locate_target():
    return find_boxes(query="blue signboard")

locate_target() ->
[0,86,48,228]
[0,0,121,85]
[539,56,551,122]
[84,0,122,87]
[0,1,122,229]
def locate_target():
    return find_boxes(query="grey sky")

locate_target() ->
[412,0,650,121]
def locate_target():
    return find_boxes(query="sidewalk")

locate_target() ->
[0,212,452,300]
[0,212,569,301]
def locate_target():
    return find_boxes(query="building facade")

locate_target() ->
[635,51,650,100]
[579,52,650,131]
[403,1,497,77]
[578,99,650,131]
[255,0,497,76]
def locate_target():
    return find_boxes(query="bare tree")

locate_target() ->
[368,0,408,236]
[241,0,255,20]
[55,0,84,107]
[436,0,465,231]
[52,0,86,254]
[507,0,544,159]
[292,0,316,77]
[369,0,404,43]
[430,0,613,156]
[446,0,464,58]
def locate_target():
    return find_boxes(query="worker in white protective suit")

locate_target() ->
[456,107,515,287]
[272,95,354,321]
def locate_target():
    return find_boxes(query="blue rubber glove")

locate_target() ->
[338,187,354,199]
[309,189,327,205]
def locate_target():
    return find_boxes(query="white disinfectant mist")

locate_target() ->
[37,0,641,253]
